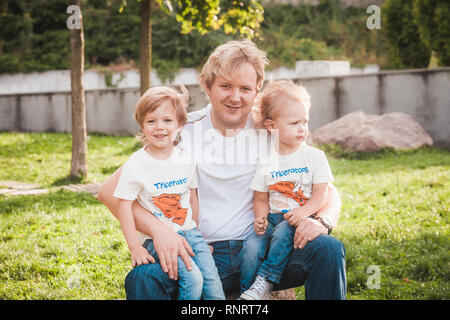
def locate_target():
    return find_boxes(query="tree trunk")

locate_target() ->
[139,0,152,95]
[69,0,87,179]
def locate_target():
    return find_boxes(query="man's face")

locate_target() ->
[206,62,258,133]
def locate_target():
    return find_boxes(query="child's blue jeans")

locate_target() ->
[240,213,295,293]
[143,228,225,300]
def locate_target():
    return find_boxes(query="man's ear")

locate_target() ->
[205,85,212,99]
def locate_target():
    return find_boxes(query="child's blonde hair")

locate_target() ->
[198,38,269,92]
[134,86,189,145]
[255,80,311,129]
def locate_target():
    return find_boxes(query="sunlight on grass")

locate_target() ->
[0,132,449,299]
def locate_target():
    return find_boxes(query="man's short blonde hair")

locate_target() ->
[198,38,269,92]
[134,86,189,145]
[256,80,311,127]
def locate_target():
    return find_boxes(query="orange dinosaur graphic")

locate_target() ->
[152,193,188,226]
[268,181,309,206]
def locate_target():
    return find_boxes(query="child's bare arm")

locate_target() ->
[285,183,329,226]
[117,199,154,267]
[253,191,270,235]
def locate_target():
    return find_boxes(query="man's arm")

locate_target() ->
[293,183,342,249]
[97,166,194,280]
[315,183,342,226]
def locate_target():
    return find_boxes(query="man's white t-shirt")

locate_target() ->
[178,105,272,243]
[113,147,198,243]
[251,142,334,214]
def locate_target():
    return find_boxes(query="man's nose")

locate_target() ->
[229,88,241,103]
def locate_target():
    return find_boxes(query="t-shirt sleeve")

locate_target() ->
[188,165,199,189]
[312,151,334,184]
[250,161,269,192]
[113,160,142,200]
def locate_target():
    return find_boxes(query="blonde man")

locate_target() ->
[98,39,346,300]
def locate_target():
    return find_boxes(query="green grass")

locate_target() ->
[1,132,449,299]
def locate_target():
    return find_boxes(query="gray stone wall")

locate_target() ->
[1,68,449,148]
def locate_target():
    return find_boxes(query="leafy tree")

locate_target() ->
[120,0,264,94]
[413,0,450,66]
[383,0,430,69]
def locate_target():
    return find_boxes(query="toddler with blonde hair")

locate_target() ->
[240,80,335,300]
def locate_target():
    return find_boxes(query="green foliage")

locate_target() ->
[413,0,450,66]
[166,0,264,38]
[383,0,431,69]
[0,0,410,75]
[255,1,388,69]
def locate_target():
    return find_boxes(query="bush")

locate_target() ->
[413,0,450,66]
[383,0,431,69]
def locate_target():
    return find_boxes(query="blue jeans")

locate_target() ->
[141,228,225,300]
[240,213,295,293]
[125,234,346,300]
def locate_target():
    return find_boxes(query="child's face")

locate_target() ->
[268,99,309,153]
[142,100,181,153]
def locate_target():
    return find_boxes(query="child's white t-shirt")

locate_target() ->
[113,146,198,243]
[250,142,334,214]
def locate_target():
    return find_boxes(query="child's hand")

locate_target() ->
[284,208,307,227]
[254,217,268,235]
[130,245,155,267]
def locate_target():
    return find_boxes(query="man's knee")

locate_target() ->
[125,264,175,300]
[307,234,346,263]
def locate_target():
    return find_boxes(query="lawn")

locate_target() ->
[0,132,449,299]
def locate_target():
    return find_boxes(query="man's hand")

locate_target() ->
[130,244,155,267]
[254,217,268,235]
[152,226,195,281]
[294,217,328,249]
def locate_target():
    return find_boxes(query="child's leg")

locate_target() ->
[240,228,272,293]
[143,237,203,300]
[257,217,295,285]
[177,255,204,300]
[183,229,225,300]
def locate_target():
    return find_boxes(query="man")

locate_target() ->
[97,39,346,299]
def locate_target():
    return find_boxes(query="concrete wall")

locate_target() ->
[1,68,449,148]
[0,61,352,95]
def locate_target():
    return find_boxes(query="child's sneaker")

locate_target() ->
[240,275,273,300]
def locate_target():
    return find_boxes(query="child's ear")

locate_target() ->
[265,119,275,132]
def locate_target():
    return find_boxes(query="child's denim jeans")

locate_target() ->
[240,213,295,293]
[143,228,225,300]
